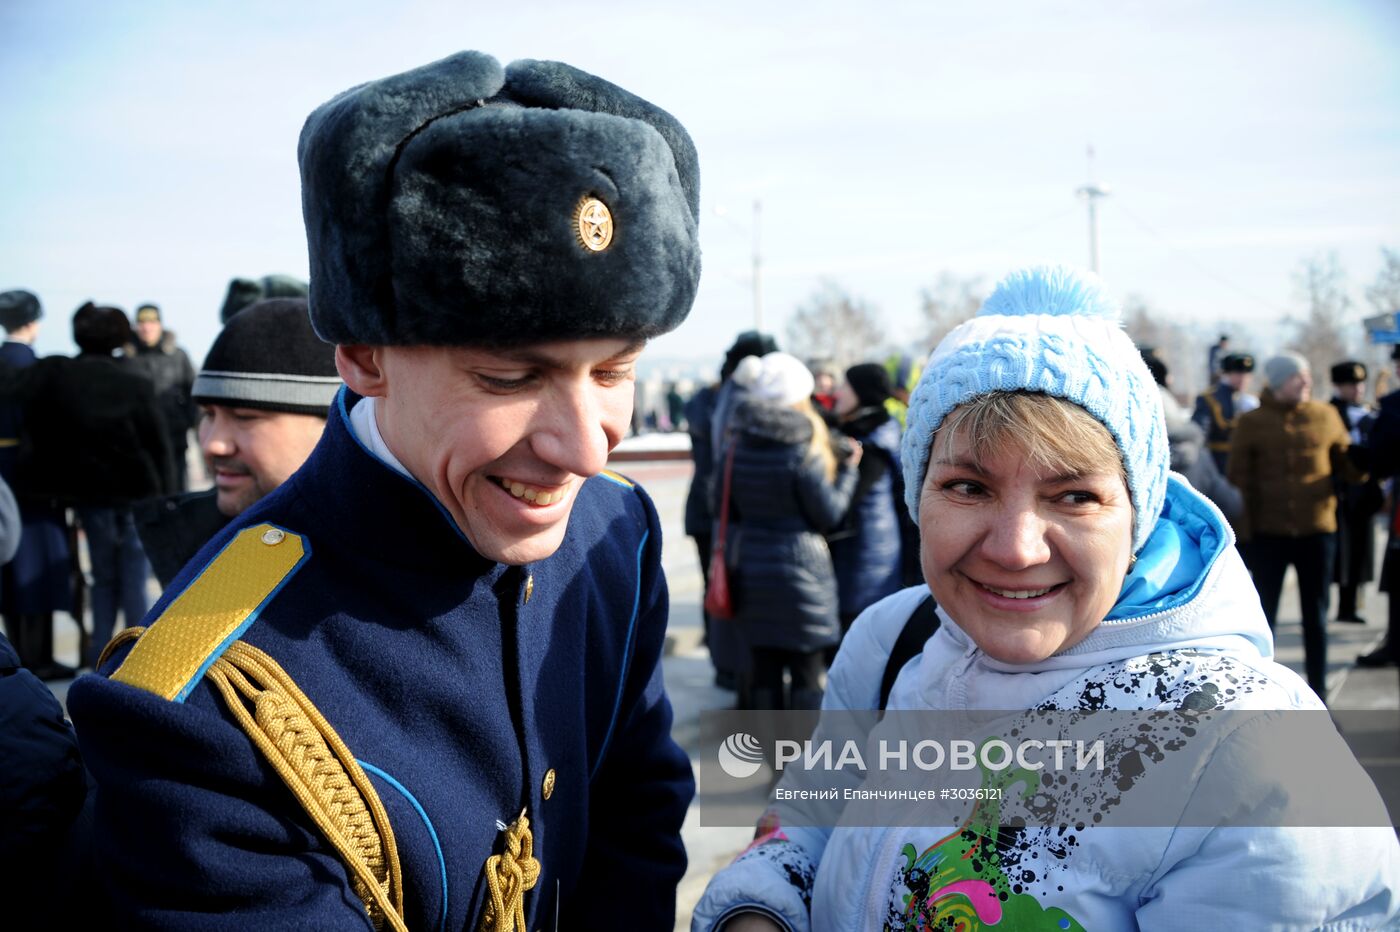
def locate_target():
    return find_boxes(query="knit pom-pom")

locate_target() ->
[980,264,1120,321]
[730,354,765,388]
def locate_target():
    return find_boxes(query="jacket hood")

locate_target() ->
[733,398,814,446]
[938,474,1273,674]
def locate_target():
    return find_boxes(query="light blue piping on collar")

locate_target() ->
[591,528,649,782]
[335,387,474,549]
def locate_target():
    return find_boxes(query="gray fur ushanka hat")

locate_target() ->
[298,51,700,347]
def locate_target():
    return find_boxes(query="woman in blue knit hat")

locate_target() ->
[695,265,1398,931]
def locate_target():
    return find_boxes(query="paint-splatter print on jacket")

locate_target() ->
[694,474,1400,931]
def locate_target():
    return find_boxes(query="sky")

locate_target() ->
[3,0,1399,382]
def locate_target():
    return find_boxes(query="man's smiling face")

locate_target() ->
[338,337,642,565]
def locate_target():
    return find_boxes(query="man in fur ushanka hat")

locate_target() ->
[70,51,700,931]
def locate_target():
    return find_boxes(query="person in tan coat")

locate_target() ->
[1228,351,1360,695]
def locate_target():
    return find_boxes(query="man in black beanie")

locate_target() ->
[70,51,699,931]
[134,298,339,587]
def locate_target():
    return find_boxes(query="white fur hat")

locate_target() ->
[733,351,815,407]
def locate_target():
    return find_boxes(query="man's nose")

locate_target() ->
[530,384,614,478]
[200,421,236,459]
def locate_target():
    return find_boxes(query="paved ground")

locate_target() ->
[36,455,1400,930]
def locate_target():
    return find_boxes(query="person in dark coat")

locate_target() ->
[1356,346,1400,667]
[721,352,859,710]
[0,289,73,679]
[66,51,698,930]
[1329,361,1382,623]
[0,475,87,920]
[134,298,339,587]
[828,363,904,633]
[127,303,197,492]
[690,330,779,696]
[16,303,173,666]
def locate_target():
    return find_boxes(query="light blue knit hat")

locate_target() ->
[899,264,1168,555]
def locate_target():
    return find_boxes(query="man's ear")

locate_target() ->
[335,345,389,397]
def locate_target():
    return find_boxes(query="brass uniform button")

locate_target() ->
[542,768,556,801]
[524,574,534,604]
[261,527,286,546]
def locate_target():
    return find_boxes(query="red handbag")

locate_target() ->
[704,446,737,620]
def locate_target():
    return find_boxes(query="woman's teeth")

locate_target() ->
[984,584,1055,599]
[499,478,566,506]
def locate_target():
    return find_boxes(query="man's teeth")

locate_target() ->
[985,585,1055,599]
[501,479,565,506]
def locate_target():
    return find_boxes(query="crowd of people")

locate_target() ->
[685,321,1400,712]
[0,46,1397,930]
[0,281,332,678]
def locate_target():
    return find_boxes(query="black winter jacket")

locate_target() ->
[13,353,175,507]
[127,333,196,442]
[829,407,904,617]
[718,401,857,652]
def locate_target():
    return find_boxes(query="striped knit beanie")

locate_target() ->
[193,298,340,416]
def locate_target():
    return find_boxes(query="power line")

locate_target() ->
[1108,201,1294,316]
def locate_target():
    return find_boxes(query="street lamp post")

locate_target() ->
[714,198,764,331]
[1076,146,1109,274]
[750,199,763,331]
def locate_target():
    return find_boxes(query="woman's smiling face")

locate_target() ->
[918,404,1134,664]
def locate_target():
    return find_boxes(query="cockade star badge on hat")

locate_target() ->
[574,196,614,252]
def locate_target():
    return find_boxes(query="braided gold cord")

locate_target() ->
[205,641,406,932]
[96,625,145,670]
[479,813,540,932]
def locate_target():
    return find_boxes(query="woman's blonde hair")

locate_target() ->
[934,391,1125,487]
[797,398,839,482]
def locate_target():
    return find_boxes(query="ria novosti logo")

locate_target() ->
[717,732,764,778]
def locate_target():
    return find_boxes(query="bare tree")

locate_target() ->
[1290,253,1353,380]
[784,281,885,372]
[918,273,983,352]
[1366,247,1400,315]
[1121,294,1208,400]
[1122,293,1166,350]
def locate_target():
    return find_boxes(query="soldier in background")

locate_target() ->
[1207,333,1230,384]
[1357,345,1400,668]
[1329,361,1382,624]
[127,303,197,491]
[1193,351,1259,472]
[0,289,73,679]
[217,273,308,324]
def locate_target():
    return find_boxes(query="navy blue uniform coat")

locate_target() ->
[67,390,694,930]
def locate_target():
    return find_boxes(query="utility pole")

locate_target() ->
[751,198,763,331]
[1076,145,1109,274]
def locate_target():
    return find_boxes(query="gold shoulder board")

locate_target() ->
[112,523,309,702]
